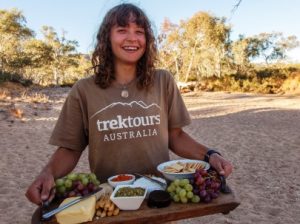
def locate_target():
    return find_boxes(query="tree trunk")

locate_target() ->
[184,41,198,82]
[174,54,179,81]
[53,68,59,85]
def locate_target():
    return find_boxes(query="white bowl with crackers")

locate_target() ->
[157,159,210,181]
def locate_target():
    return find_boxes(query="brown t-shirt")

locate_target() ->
[49,69,191,182]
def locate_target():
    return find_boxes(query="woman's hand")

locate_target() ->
[25,147,82,205]
[209,154,233,177]
[25,170,55,205]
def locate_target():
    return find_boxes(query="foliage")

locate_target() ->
[280,71,300,93]
[195,65,300,94]
[0,8,299,94]
[158,12,232,81]
[0,9,91,86]
[0,8,34,73]
[232,33,299,64]
[156,10,299,94]
[0,71,32,86]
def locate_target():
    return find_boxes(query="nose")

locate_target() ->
[126,30,138,42]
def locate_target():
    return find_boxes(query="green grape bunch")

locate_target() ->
[55,172,101,199]
[167,179,200,203]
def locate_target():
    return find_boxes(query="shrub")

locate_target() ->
[0,72,32,86]
[194,65,300,94]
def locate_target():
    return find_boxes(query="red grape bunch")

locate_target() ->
[191,169,221,203]
[55,172,101,199]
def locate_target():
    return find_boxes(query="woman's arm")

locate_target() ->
[25,147,82,205]
[169,127,208,160]
[169,128,233,177]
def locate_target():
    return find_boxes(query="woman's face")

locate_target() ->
[110,21,146,66]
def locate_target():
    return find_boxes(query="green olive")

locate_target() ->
[115,187,145,197]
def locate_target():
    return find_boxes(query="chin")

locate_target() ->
[121,58,140,65]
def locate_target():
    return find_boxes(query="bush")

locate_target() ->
[280,71,300,93]
[195,65,300,94]
[0,72,32,86]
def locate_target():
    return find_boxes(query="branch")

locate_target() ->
[231,0,243,14]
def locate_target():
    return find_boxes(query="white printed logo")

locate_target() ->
[90,101,160,119]
[90,101,161,142]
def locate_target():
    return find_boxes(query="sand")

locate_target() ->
[0,85,299,224]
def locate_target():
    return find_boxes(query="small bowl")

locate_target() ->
[157,159,210,181]
[107,174,135,188]
[110,185,147,210]
[147,190,171,208]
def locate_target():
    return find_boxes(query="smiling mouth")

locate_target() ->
[122,46,139,51]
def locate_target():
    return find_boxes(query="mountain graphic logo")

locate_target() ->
[90,101,161,119]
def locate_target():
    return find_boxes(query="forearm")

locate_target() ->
[169,128,233,177]
[41,147,82,179]
[169,128,208,160]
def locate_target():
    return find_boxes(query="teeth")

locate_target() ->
[123,46,138,51]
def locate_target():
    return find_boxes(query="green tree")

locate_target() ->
[158,12,231,82]
[40,26,79,85]
[22,39,53,83]
[255,32,299,64]
[0,8,92,86]
[157,18,181,80]
[232,33,299,67]
[0,8,34,73]
[231,35,259,73]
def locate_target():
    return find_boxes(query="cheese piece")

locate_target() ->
[55,196,96,224]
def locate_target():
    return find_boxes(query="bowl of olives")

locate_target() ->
[110,185,147,210]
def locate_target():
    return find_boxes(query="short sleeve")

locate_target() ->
[49,83,88,151]
[165,71,191,128]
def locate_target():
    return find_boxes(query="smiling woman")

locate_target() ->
[25,3,233,211]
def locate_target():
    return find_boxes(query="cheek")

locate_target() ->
[110,34,118,44]
[139,37,146,48]
[110,36,122,52]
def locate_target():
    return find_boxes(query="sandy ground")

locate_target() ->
[0,85,299,224]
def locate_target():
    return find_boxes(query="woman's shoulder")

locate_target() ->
[71,75,96,91]
[74,75,95,87]
[154,69,175,82]
[68,75,96,97]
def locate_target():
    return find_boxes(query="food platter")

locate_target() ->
[32,187,240,224]
[31,164,240,224]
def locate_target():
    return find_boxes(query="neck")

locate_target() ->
[114,64,137,85]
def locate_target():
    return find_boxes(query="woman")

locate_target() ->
[26,3,233,205]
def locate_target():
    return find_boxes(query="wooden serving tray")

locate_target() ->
[32,189,240,224]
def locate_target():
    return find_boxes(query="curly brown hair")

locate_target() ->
[92,3,157,89]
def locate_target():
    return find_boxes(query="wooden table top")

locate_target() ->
[32,189,240,224]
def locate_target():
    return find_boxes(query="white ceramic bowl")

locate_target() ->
[157,159,210,181]
[107,174,135,188]
[110,185,147,210]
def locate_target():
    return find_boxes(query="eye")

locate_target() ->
[136,29,145,35]
[115,26,127,34]
[116,28,127,33]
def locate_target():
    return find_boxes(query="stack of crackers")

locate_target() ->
[163,162,205,173]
